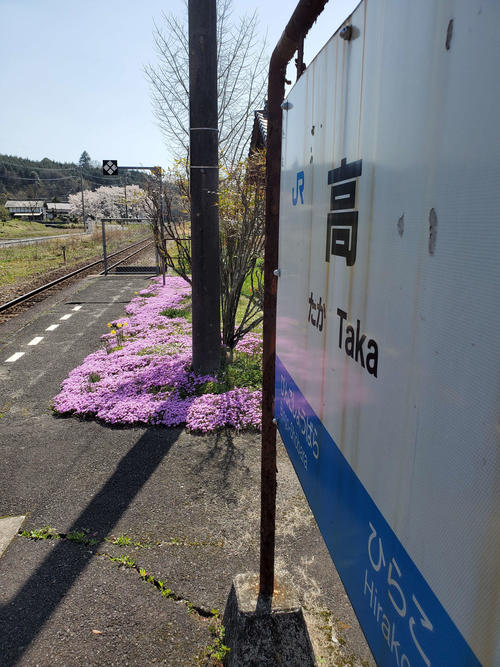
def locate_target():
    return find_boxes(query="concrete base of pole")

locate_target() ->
[222,573,315,666]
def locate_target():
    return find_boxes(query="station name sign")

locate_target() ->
[275,1,494,664]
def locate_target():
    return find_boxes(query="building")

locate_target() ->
[4,200,72,221]
[44,202,72,220]
[4,200,45,220]
[249,108,268,154]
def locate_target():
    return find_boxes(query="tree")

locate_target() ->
[145,151,265,352]
[145,0,268,352]
[145,0,267,168]
[0,153,149,201]
[218,152,265,350]
[143,168,191,280]
[68,185,147,221]
[0,203,10,222]
[79,151,91,169]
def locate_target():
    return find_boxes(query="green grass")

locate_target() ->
[205,610,231,664]
[160,306,190,318]
[221,352,262,390]
[160,294,192,322]
[0,225,145,288]
[20,525,98,546]
[67,529,99,546]
[106,534,153,548]
[234,261,264,334]
[176,350,262,399]
[137,344,179,357]
[109,554,136,568]
[20,526,60,540]
[0,219,77,240]
[234,292,262,335]
[160,305,192,323]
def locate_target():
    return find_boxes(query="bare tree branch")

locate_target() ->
[145,0,267,168]
[144,2,267,349]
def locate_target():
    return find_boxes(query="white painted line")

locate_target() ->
[0,515,26,557]
[5,352,25,363]
[28,336,44,346]
[60,314,72,320]
[72,305,82,311]
[335,193,351,200]
[46,324,59,331]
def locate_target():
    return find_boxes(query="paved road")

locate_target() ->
[0,232,89,248]
[0,273,374,666]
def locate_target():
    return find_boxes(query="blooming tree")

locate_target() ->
[144,152,265,351]
[68,185,147,220]
[144,0,268,352]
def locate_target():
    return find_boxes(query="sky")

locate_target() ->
[0,0,360,171]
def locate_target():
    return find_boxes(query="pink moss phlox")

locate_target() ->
[53,276,262,431]
[235,332,262,355]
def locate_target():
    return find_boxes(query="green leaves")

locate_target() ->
[109,554,135,568]
[20,526,98,546]
[20,526,59,541]
[205,609,231,663]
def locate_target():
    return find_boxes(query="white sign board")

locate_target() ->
[275,1,499,665]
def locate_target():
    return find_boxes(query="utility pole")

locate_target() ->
[123,176,129,220]
[80,169,86,231]
[158,167,166,285]
[188,0,220,375]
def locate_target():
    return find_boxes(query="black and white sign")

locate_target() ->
[102,160,118,176]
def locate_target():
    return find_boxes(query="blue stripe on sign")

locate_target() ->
[275,355,480,667]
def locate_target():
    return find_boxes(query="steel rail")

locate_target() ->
[260,0,329,596]
[0,238,153,313]
[100,240,156,274]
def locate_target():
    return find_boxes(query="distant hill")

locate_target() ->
[0,154,149,203]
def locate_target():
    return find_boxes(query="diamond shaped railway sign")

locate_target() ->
[103,160,118,176]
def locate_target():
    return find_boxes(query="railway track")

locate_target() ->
[0,238,156,322]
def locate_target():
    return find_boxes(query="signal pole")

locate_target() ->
[188,0,220,374]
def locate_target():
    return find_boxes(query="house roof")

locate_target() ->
[5,200,45,208]
[45,202,71,211]
[255,110,268,143]
[249,108,268,154]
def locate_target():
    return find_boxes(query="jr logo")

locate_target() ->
[292,171,304,206]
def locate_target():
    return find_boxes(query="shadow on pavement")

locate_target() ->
[191,429,250,505]
[0,427,179,666]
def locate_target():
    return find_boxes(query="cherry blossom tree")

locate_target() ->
[144,153,265,351]
[68,185,147,221]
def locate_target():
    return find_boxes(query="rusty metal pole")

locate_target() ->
[296,37,305,81]
[260,0,329,597]
[159,170,166,286]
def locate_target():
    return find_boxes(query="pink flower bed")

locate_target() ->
[52,276,262,431]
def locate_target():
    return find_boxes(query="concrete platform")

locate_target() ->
[0,515,25,557]
[0,273,375,666]
[223,573,315,666]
